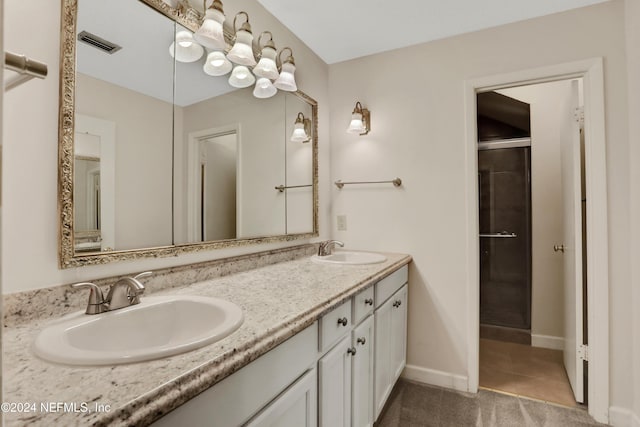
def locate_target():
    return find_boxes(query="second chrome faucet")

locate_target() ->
[72,271,152,315]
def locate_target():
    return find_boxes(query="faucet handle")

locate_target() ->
[71,282,106,314]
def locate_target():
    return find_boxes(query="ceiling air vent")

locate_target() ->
[77,31,122,54]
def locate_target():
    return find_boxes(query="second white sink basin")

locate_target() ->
[33,295,243,366]
[311,250,387,265]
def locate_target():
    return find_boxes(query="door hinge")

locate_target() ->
[578,344,589,361]
[574,107,585,126]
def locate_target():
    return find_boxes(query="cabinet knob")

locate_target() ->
[357,337,366,345]
[364,298,373,306]
[337,317,348,327]
[393,300,402,308]
[347,347,357,356]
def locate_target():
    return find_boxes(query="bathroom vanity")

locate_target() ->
[3,248,410,426]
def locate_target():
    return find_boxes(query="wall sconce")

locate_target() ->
[203,50,232,76]
[274,47,297,92]
[227,12,257,66]
[228,65,255,88]
[346,101,370,135]
[254,32,279,80]
[169,30,204,63]
[194,0,226,50]
[291,112,311,142]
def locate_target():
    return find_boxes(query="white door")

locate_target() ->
[352,316,374,427]
[319,336,352,427]
[390,285,408,382]
[374,296,393,419]
[562,80,584,403]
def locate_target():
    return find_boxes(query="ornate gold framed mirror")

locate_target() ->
[58,0,318,268]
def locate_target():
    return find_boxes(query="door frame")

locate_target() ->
[463,58,609,423]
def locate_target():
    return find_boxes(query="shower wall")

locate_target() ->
[478,147,532,330]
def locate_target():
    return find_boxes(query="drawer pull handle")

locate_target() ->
[347,347,357,356]
[357,337,366,345]
[337,317,348,327]
[364,298,373,306]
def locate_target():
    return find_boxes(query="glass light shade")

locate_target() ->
[253,46,279,80]
[203,51,232,76]
[228,65,255,88]
[274,62,297,92]
[290,122,309,142]
[347,112,366,134]
[169,31,204,63]
[227,30,256,66]
[253,77,277,99]
[194,9,226,50]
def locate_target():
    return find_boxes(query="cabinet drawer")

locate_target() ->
[352,287,374,325]
[375,266,408,308]
[319,299,352,353]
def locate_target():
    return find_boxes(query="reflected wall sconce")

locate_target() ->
[169,30,204,63]
[291,112,311,142]
[346,101,370,135]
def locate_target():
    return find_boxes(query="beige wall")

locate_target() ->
[1,0,329,294]
[329,0,630,411]
[76,73,173,250]
[498,81,574,343]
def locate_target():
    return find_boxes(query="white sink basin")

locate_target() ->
[311,251,387,265]
[33,295,243,366]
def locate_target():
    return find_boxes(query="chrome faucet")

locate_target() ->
[72,271,152,315]
[318,240,344,256]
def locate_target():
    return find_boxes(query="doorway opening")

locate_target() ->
[476,79,586,408]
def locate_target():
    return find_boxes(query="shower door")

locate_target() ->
[478,146,531,330]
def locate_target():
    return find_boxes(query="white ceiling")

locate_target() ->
[256,0,610,64]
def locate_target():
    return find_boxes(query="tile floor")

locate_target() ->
[479,338,577,407]
[376,379,606,427]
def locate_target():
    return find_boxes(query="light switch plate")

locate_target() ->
[337,215,347,231]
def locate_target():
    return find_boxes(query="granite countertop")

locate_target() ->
[3,251,411,426]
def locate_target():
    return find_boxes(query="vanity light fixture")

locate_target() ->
[194,0,227,50]
[253,32,279,80]
[169,30,204,63]
[253,77,277,98]
[228,65,255,88]
[203,50,232,76]
[274,47,297,92]
[346,101,370,135]
[291,112,311,142]
[227,12,257,66]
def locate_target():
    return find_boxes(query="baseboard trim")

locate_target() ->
[609,406,640,427]
[531,334,564,350]
[402,364,468,392]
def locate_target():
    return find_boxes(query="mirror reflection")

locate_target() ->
[64,0,317,265]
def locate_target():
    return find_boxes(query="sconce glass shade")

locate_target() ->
[274,62,297,92]
[169,31,204,63]
[228,65,255,88]
[253,77,277,98]
[290,123,309,142]
[253,46,279,80]
[203,51,232,76]
[227,29,256,66]
[194,8,226,50]
[346,112,366,134]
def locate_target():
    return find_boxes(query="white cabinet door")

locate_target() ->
[319,335,352,427]
[374,295,393,419]
[352,315,374,427]
[374,284,408,420]
[390,285,408,382]
[246,368,317,427]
